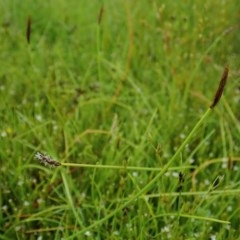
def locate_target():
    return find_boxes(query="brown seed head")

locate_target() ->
[26,16,31,44]
[210,65,229,109]
[98,5,104,25]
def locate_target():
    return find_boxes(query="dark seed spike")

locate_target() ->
[210,65,229,109]
[98,5,104,25]
[26,16,31,44]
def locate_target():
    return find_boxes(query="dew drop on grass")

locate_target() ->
[35,115,42,122]
[204,179,210,185]
[132,171,138,177]
[204,140,210,146]
[10,89,15,96]
[209,152,214,158]
[1,131,7,137]
[81,192,86,199]
[17,180,24,186]
[34,102,39,107]
[167,233,172,239]
[233,96,239,103]
[164,172,170,177]
[37,198,44,204]
[189,158,195,164]
[57,226,64,231]
[53,124,58,131]
[15,225,21,231]
[163,152,170,159]
[227,206,233,212]
[221,157,228,162]
[1,166,7,172]
[31,178,37,184]
[233,165,239,171]
[22,99,27,105]
[3,189,10,194]
[2,205,8,211]
[161,225,170,233]
[23,201,30,206]
[191,218,196,223]
[194,233,200,238]
[225,224,231,230]
[210,234,216,240]
[171,171,178,178]
[84,231,92,237]
[180,133,185,139]
[113,231,119,236]
[144,196,149,202]
[221,162,227,169]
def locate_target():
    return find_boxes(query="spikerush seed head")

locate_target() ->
[35,152,61,167]
[98,5,104,25]
[210,65,229,109]
[26,16,31,44]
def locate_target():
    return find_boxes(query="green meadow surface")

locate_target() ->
[1,1,240,239]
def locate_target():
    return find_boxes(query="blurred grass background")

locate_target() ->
[0,1,240,239]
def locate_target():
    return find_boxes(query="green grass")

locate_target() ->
[1,1,240,239]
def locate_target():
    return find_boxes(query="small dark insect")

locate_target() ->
[176,172,184,192]
[174,172,185,210]
[35,152,61,167]
[122,207,131,217]
[178,172,184,184]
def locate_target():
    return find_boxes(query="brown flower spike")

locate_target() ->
[35,152,61,167]
[98,5,104,25]
[210,65,229,109]
[26,16,31,44]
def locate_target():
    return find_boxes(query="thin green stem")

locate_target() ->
[154,213,229,224]
[143,188,240,198]
[61,162,193,172]
[96,22,102,82]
